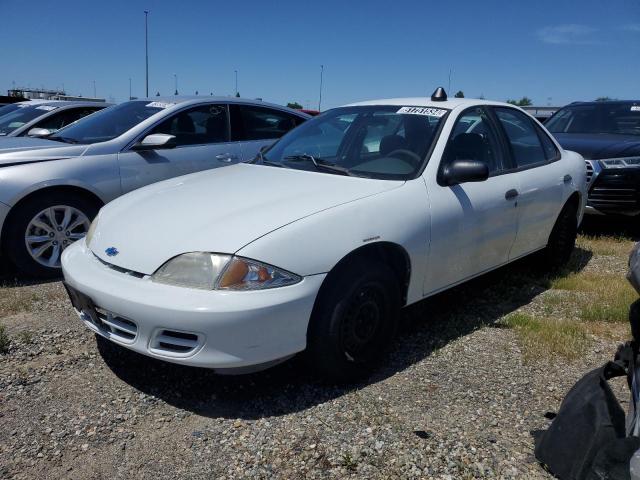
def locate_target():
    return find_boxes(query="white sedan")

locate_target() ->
[61,89,586,381]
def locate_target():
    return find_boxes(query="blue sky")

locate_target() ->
[2,0,639,108]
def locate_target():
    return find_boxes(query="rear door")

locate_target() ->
[229,104,306,160]
[118,103,242,194]
[492,107,565,259]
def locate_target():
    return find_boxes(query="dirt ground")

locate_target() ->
[0,216,636,479]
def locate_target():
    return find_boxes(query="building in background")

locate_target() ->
[8,87,105,103]
[521,106,559,123]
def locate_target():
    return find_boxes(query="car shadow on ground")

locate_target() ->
[97,247,592,420]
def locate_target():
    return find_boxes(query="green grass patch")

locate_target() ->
[549,272,636,323]
[502,312,590,361]
[578,235,634,257]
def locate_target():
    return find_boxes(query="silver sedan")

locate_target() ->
[0,100,110,137]
[0,96,309,276]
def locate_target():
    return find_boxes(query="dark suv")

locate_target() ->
[546,101,640,217]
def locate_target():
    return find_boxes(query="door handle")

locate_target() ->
[215,153,238,162]
[563,174,572,184]
[505,189,519,200]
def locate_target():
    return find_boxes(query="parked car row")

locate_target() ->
[48,88,586,381]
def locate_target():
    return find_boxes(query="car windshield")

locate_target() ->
[261,105,448,180]
[48,101,169,144]
[0,104,59,136]
[546,102,640,136]
[0,103,23,118]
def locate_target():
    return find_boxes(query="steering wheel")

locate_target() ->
[385,149,422,168]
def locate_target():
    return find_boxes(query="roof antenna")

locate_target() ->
[431,87,447,102]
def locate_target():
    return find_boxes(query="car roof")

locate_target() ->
[16,100,112,108]
[565,100,640,107]
[131,96,309,116]
[345,97,514,109]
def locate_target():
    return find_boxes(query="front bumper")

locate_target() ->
[61,240,325,370]
[585,161,640,216]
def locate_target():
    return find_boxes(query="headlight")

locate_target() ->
[85,215,99,246]
[150,253,301,291]
[600,157,640,169]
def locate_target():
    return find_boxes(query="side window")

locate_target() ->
[444,107,506,174]
[494,108,547,168]
[150,104,229,147]
[31,108,100,133]
[534,124,560,161]
[232,105,305,141]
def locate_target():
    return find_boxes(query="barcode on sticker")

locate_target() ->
[146,102,175,109]
[397,106,447,117]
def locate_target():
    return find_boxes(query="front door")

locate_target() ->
[424,106,519,294]
[118,103,242,194]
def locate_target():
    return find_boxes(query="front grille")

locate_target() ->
[590,187,638,206]
[92,307,138,342]
[585,160,594,184]
[149,329,201,356]
[588,168,640,212]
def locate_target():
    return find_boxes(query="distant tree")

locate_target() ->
[454,91,464,98]
[507,96,533,106]
[235,92,240,97]
[595,96,615,101]
[195,90,199,95]
[156,91,160,96]
[287,102,303,109]
[479,93,485,99]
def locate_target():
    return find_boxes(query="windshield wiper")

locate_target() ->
[251,149,290,168]
[284,154,354,176]
[48,136,79,144]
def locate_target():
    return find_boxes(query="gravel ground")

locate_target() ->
[0,221,634,479]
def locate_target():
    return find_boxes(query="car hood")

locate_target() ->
[0,138,87,165]
[553,133,640,160]
[91,163,403,274]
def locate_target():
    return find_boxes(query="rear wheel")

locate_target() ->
[306,260,400,382]
[543,201,578,270]
[3,193,98,278]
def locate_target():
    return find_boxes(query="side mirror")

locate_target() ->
[441,159,489,186]
[131,133,177,151]
[27,127,53,138]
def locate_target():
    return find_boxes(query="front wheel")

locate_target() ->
[543,201,578,270]
[306,260,401,382]
[3,193,98,278]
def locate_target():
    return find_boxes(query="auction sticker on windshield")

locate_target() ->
[35,106,58,111]
[396,106,447,117]
[146,102,175,109]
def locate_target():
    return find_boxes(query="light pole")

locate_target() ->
[318,65,324,111]
[129,77,132,100]
[144,10,149,97]
[93,80,96,98]
[174,73,178,95]
[234,70,238,96]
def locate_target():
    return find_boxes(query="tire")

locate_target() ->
[306,259,401,382]
[3,192,98,278]
[543,200,578,270]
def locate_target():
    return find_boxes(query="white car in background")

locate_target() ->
[62,89,587,382]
